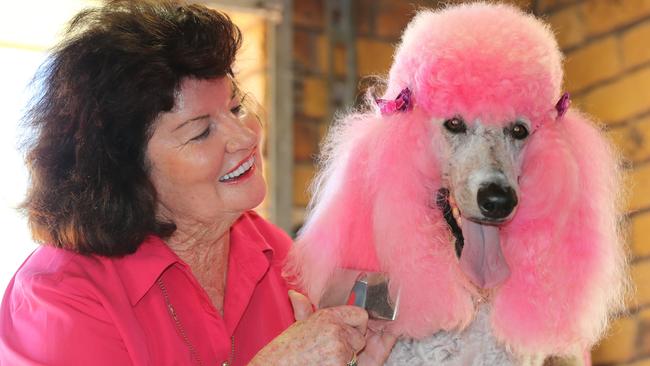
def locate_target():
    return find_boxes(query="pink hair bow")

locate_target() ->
[555,92,570,119]
[375,87,412,115]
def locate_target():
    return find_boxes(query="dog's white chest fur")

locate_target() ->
[386,306,545,366]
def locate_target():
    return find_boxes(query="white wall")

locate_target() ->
[0,48,43,293]
[0,0,100,294]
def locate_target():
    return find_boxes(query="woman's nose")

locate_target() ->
[225,116,257,153]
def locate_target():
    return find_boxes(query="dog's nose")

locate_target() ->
[477,183,518,219]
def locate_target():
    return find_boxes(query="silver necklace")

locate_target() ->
[157,278,235,366]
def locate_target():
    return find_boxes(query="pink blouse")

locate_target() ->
[0,211,295,365]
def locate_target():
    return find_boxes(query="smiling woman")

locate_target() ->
[0,0,275,294]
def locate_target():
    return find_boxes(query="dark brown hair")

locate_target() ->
[21,0,242,256]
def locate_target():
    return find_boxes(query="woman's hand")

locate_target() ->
[249,291,396,366]
[250,290,366,365]
[358,320,398,365]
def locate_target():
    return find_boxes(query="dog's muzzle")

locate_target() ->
[477,183,518,220]
[436,188,511,289]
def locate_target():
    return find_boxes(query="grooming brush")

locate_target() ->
[319,270,399,321]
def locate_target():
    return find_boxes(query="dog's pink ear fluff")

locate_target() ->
[493,110,627,354]
[285,108,475,336]
[284,112,384,301]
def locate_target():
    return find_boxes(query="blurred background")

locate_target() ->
[0,0,648,364]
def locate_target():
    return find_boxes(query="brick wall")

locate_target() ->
[291,1,650,363]
[541,1,650,364]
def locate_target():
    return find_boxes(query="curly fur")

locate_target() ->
[285,2,627,356]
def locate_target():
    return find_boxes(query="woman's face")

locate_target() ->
[146,77,265,225]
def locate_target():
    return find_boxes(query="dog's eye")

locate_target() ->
[510,123,529,140]
[443,118,467,134]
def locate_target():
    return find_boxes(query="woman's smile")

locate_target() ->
[219,148,257,183]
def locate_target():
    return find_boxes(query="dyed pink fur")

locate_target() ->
[285,2,626,355]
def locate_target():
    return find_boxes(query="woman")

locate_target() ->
[0,1,395,365]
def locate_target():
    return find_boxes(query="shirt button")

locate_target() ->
[221,362,229,366]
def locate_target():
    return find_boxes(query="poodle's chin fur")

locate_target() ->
[285,2,627,358]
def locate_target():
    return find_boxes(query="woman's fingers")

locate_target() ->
[315,306,369,358]
[287,291,367,335]
[343,324,367,353]
[357,320,398,365]
[251,302,370,365]
[327,306,368,357]
[327,305,368,335]
[288,290,314,321]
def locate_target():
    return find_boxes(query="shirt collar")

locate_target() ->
[229,212,275,264]
[223,212,276,333]
[113,212,276,306]
[113,235,180,305]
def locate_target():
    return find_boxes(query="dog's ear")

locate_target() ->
[285,109,475,336]
[493,110,628,354]
[284,112,385,303]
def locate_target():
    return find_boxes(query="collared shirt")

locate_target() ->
[0,211,295,366]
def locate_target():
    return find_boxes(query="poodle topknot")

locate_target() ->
[286,2,627,356]
[387,3,564,125]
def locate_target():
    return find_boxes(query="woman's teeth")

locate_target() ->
[219,156,255,182]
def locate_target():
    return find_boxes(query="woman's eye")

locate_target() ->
[231,104,244,116]
[190,127,210,141]
[510,123,529,140]
[443,117,467,134]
